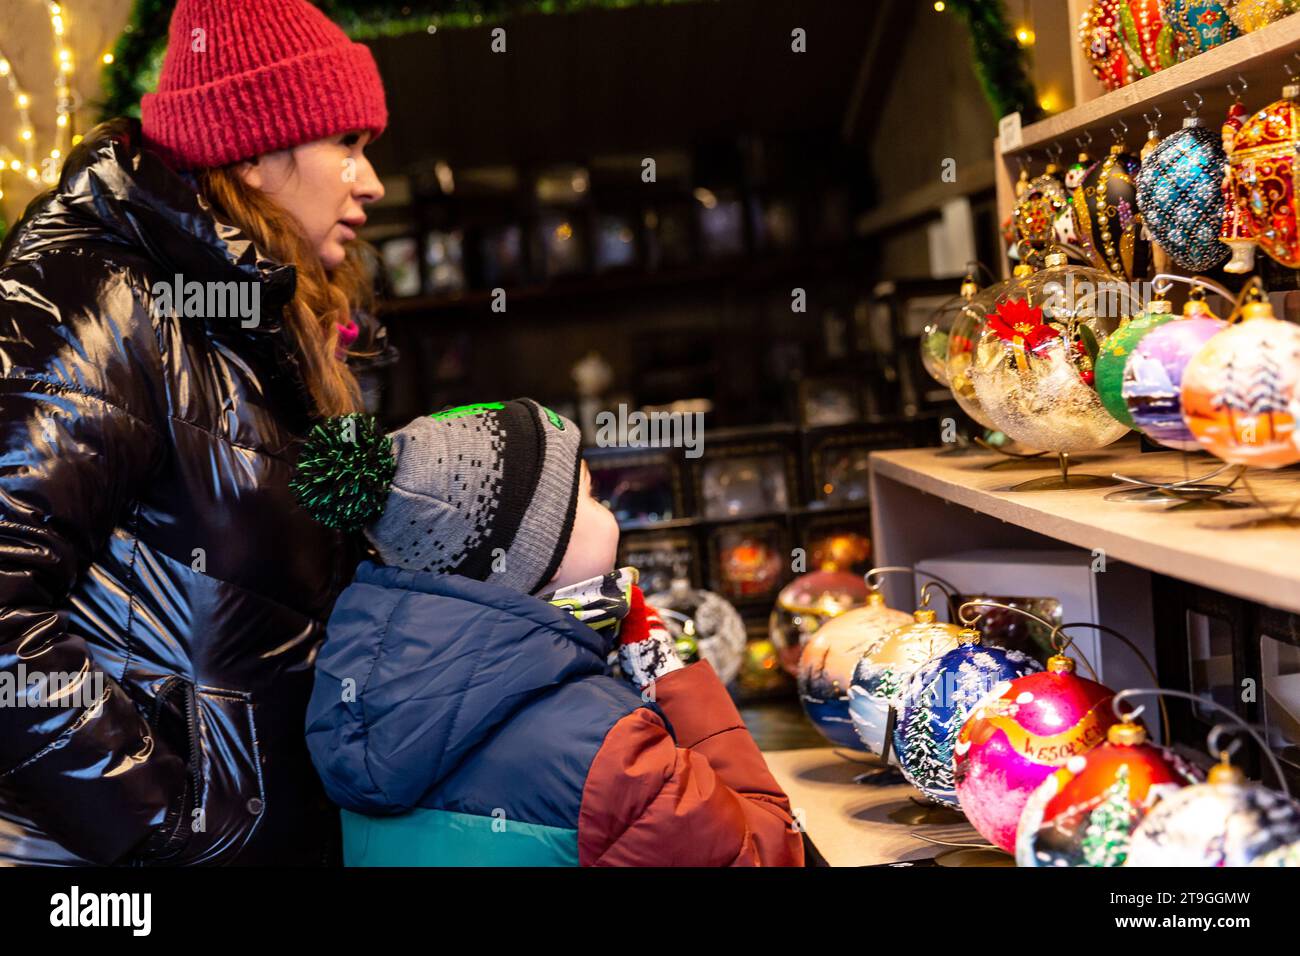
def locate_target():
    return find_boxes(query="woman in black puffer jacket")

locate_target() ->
[0,0,394,865]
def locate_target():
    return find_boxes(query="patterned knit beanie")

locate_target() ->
[291,400,584,595]
[141,0,388,169]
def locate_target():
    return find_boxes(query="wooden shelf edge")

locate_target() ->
[1007,14,1300,153]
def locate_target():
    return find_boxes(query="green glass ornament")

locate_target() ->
[1095,300,1174,429]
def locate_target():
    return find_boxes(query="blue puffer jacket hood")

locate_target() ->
[305,559,620,813]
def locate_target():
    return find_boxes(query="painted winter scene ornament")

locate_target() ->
[954,655,1118,853]
[1016,722,1202,867]
[1123,294,1226,451]
[893,635,1042,808]
[1126,759,1300,866]
[847,608,964,760]
[1180,294,1300,468]
[797,591,911,750]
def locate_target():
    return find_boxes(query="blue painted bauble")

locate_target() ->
[1136,123,1228,272]
[893,640,1042,808]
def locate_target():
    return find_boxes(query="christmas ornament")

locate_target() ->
[769,570,869,676]
[720,535,782,598]
[809,531,872,575]
[1072,145,1152,280]
[970,255,1135,455]
[1016,721,1202,867]
[893,635,1042,808]
[1079,0,1131,91]
[1164,0,1240,56]
[1254,840,1300,866]
[1181,292,1300,468]
[1016,167,1071,252]
[798,591,911,749]
[735,636,788,697]
[1065,151,1092,191]
[921,274,980,387]
[645,580,747,685]
[848,608,964,760]
[1095,299,1175,429]
[954,655,1118,853]
[1229,84,1300,267]
[1225,0,1298,32]
[1220,98,1258,273]
[1124,292,1226,450]
[1136,119,1229,271]
[945,267,1035,432]
[1126,756,1300,866]
[1116,0,1180,79]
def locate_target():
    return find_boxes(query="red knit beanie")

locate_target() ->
[141,0,388,170]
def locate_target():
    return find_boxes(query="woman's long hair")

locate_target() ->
[194,165,379,417]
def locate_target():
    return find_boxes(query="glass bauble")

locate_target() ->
[1079,0,1130,91]
[1136,124,1229,271]
[735,636,787,697]
[1225,0,1298,32]
[970,258,1136,454]
[893,639,1041,808]
[1016,722,1202,867]
[1072,147,1151,280]
[769,570,868,676]
[1180,301,1300,468]
[1095,303,1174,429]
[1126,764,1300,866]
[646,580,747,685]
[1229,88,1300,267]
[946,276,1026,431]
[954,656,1117,854]
[847,608,964,760]
[921,276,980,387]
[1164,0,1240,56]
[1125,313,1226,450]
[797,592,911,750]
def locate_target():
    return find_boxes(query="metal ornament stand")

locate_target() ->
[1006,451,1122,491]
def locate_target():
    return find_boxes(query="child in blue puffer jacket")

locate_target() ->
[293,400,803,866]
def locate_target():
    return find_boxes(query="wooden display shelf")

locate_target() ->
[869,445,1300,615]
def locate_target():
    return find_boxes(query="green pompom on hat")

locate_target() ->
[290,413,397,532]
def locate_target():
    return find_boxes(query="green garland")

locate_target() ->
[100,0,706,120]
[947,0,1042,123]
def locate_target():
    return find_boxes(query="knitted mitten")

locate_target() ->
[618,585,685,691]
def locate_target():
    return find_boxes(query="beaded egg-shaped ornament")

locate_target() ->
[847,608,965,760]
[1079,0,1130,91]
[797,591,912,750]
[893,634,1042,808]
[1016,167,1072,253]
[1095,299,1174,429]
[1126,757,1300,866]
[954,655,1118,854]
[1072,147,1152,281]
[945,267,1034,432]
[1164,0,1240,56]
[1181,293,1300,468]
[1225,0,1298,31]
[1136,120,1229,272]
[970,254,1136,454]
[1124,291,1226,450]
[1016,722,1202,867]
[1229,84,1300,268]
[1115,0,1181,79]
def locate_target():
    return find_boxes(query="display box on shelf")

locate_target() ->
[692,431,799,521]
[584,446,685,529]
[618,529,701,597]
[795,509,873,577]
[914,548,1159,741]
[707,519,789,606]
[803,423,910,508]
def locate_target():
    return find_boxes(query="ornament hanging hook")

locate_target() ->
[1142,106,1162,135]
[1109,117,1128,144]
[1074,129,1093,151]
[1112,689,1290,799]
[1226,72,1247,101]
[1046,141,1063,166]
[1183,90,1203,118]
[864,566,912,593]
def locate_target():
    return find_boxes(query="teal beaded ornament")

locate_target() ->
[1136,119,1228,272]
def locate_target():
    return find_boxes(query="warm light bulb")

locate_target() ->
[0,60,9,77]
[20,129,32,142]
[25,167,37,181]
[59,49,71,62]
[102,53,114,65]
[48,2,61,14]
[71,134,82,145]
[9,160,20,171]
[934,1,945,9]
[60,61,73,73]
[50,149,60,159]
[53,16,64,35]
[1016,27,1035,46]
[16,93,29,109]
[56,113,68,127]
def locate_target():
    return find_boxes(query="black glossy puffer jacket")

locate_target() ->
[0,118,388,865]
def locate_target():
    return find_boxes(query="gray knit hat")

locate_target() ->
[291,399,584,594]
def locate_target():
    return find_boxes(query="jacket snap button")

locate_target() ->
[246,798,264,815]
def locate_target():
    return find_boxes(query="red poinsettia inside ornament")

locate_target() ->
[986,298,1063,354]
